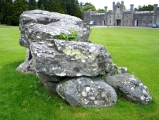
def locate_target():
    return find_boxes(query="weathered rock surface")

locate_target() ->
[17,10,91,74]
[36,73,62,93]
[19,10,91,48]
[56,77,117,108]
[105,73,152,105]
[16,49,35,74]
[30,40,114,77]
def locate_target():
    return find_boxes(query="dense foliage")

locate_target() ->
[134,5,154,11]
[0,0,82,26]
[81,2,96,12]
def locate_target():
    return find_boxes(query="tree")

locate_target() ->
[28,0,37,10]
[45,0,65,13]
[60,0,67,13]
[84,2,94,6]
[0,0,13,24]
[37,0,45,9]
[0,0,3,23]
[79,1,84,9]
[97,8,104,13]
[108,10,112,12]
[82,5,96,12]
[11,0,28,25]
[0,0,83,25]
[66,0,82,18]
[135,5,154,11]
[82,2,96,12]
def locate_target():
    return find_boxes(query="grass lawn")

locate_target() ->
[0,25,159,120]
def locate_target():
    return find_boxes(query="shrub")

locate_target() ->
[56,30,78,41]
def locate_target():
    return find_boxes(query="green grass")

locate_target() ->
[0,25,159,120]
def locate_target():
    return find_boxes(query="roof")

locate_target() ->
[135,11,154,14]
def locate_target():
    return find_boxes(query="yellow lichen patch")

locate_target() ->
[91,62,98,67]
[91,53,97,60]
[63,47,86,60]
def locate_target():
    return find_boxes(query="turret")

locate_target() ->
[113,2,115,13]
[153,4,158,16]
[121,1,124,6]
[121,1,124,13]
[130,4,134,13]
[105,6,108,14]
[153,4,158,24]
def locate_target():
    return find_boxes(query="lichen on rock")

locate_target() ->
[56,77,117,108]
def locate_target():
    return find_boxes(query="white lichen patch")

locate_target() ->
[55,72,66,76]
[76,73,82,76]
[90,96,95,100]
[91,63,98,67]
[42,68,47,72]
[131,87,135,91]
[139,83,144,86]
[143,90,147,94]
[129,77,136,81]
[82,60,86,63]
[86,87,90,92]
[94,100,98,105]
[82,91,87,97]
[140,96,145,100]
[143,86,147,90]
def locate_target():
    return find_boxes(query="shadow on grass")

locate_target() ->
[0,61,69,120]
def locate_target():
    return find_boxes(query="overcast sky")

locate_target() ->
[79,0,159,10]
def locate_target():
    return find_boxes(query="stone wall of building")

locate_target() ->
[91,14,105,25]
[83,1,159,27]
[133,12,153,27]
[123,12,133,26]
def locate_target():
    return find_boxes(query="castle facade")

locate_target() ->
[83,1,159,27]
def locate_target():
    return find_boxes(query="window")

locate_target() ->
[126,20,128,23]
[142,19,145,24]
[109,20,111,24]
[149,20,152,23]
[118,6,120,8]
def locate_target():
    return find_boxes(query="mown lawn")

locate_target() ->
[0,25,159,120]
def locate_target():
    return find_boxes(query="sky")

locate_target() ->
[79,0,159,10]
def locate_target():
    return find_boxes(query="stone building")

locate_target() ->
[83,1,159,27]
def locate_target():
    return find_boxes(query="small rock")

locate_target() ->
[105,73,152,105]
[56,77,117,108]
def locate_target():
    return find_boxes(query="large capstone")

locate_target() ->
[56,77,117,108]
[17,10,91,74]
[19,10,91,48]
[105,73,152,105]
[30,40,114,77]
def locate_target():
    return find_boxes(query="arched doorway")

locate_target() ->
[116,19,121,26]
[135,20,138,26]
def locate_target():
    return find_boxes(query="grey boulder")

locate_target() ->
[56,77,117,108]
[30,40,114,77]
[19,10,91,48]
[105,73,152,105]
[16,49,35,74]
[17,10,91,74]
